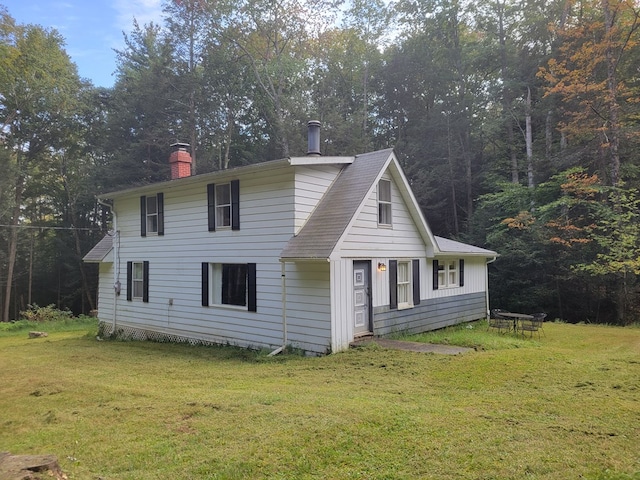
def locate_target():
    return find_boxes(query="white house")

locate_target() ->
[84,126,497,355]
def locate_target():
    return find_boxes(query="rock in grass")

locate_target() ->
[28,331,48,339]
[0,452,67,479]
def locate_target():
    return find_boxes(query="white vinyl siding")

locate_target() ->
[293,165,342,234]
[430,257,487,299]
[110,165,303,351]
[339,173,425,259]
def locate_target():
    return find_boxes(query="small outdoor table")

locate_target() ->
[499,312,533,332]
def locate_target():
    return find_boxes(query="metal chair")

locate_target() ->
[531,312,547,336]
[489,309,513,333]
[518,312,546,339]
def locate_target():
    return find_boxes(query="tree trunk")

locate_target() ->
[602,0,621,186]
[526,87,534,189]
[545,110,553,161]
[3,176,24,322]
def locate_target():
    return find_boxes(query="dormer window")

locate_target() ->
[378,179,392,226]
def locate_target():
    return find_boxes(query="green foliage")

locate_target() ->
[19,304,73,322]
[391,320,538,350]
[0,313,96,334]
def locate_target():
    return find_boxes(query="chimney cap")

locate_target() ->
[170,142,190,151]
[307,120,321,156]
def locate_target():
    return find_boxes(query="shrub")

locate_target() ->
[19,304,73,322]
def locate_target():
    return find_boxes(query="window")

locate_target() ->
[146,196,158,233]
[132,262,144,298]
[202,262,256,311]
[397,261,411,307]
[207,180,240,231]
[216,183,231,227]
[140,193,164,236]
[389,259,420,309]
[126,261,149,302]
[433,259,464,289]
[378,179,392,226]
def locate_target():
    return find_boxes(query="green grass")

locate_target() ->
[1,319,639,479]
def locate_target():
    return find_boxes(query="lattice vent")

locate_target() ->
[98,322,217,347]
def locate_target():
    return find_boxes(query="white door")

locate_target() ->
[353,261,371,336]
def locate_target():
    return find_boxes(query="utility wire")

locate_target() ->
[0,224,103,232]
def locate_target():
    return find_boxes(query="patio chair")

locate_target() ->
[518,312,546,339]
[488,309,513,333]
[531,312,547,336]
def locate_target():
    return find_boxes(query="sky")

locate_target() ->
[2,0,165,88]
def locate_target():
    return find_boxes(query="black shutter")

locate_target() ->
[432,260,439,290]
[143,261,149,303]
[247,263,257,312]
[412,259,420,306]
[140,196,147,237]
[207,183,216,231]
[389,260,398,310]
[459,259,464,287]
[157,193,164,236]
[201,262,209,306]
[231,179,240,231]
[126,261,133,301]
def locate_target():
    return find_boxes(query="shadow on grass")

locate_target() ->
[390,319,542,351]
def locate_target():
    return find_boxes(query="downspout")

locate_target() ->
[98,198,118,332]
[269,261,287,356]
[485,256,497,317]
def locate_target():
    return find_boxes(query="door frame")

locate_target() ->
[353,260,373,336]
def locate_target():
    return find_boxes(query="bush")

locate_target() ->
[19,304,73,322]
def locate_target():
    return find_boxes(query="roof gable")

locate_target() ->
[280,149,394,260]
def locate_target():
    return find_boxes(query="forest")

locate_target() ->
[1,0,639,324]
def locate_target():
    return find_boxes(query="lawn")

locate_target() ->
[1,319,639,479]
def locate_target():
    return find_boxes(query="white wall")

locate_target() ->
[293,164,342,234]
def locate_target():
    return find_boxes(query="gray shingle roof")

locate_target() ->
[280,149,394,260]
[435,236,497,256]
[83,234,113,262]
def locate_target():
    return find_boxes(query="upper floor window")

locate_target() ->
[378,179,392,226]
[207,180,240,231]
[146,196,158,233]
[140,193,164,236]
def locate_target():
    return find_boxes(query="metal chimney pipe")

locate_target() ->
[307,120,321,156]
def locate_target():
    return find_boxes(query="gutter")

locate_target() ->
[269,261,288,356]
[485,256,497,318]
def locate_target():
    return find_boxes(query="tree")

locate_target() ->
[0,11,85,321]
[539,0,640,186]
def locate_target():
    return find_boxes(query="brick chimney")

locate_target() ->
[169,143,192,179]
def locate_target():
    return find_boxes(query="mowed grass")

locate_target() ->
[1,320,639,480]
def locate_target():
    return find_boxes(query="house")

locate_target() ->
[84,123,497,355]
